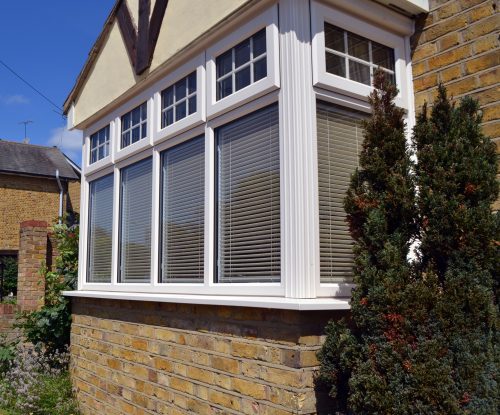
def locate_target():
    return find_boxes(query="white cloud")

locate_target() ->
[47,126,83,163]
[0,94,30,105]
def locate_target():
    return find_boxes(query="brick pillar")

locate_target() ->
[17,220,48,311]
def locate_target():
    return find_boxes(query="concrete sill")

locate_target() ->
[63,290,351,311]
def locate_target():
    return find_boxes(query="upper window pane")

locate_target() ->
[161,72,197,129]
[90,125,110,164]
[216,104,280,283]
[317,102,366,283]
[119,158,152,283]
[324,23,395,86]
[216,28,267,101]
[87,174,114,283]
[121,103,147,148]
[161,136,205,283]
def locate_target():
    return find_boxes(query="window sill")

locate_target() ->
[63,290,351,310]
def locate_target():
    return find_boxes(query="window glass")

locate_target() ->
[119,158,152,283]
[216,28,267,100]
[121,103,147,148]
[317,102,366,283]
[161,72,197,128]
[161,136,204,283]
[87,174,114,283]
[90,125,110,164]
[216,104,280,283]
[324,23,396,86]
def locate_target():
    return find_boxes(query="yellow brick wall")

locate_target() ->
[70,298,346,415]
[0,174,80,251]
[411,0,499,207]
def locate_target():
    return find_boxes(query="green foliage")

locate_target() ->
[318,73,498,413]
[414,87,499,413]
[0,336,17,375]
[0,256,17,298]
[16,218,79,353]
[0,344,79,415]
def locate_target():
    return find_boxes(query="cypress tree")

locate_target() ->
[318,72,458,414]
[414,86,499,413]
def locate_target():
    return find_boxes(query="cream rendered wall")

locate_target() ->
[150,0,249,70]
[74,21,137,127]
[72,0,249,127]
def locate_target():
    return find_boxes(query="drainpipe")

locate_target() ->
[55,169,63,224]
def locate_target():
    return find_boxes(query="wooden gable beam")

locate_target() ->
[117,0,169,75]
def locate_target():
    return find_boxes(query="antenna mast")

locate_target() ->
[19,120,33,143]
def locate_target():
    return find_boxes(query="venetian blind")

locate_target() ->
[216,104,280,283]
[87,174,114,283]
[119,158,152,283]
[317,102,365,283]
[161,136,204,283]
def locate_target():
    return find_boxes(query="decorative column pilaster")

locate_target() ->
[279,0,319,298]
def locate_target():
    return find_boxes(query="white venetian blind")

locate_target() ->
[217,104,280,283]
[119,158,152,283]
[87,174,114,283]
[161,136,204,283]
[317,102,365,283]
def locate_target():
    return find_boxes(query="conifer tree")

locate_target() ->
[414,87,499,413]
[318,72,458,414]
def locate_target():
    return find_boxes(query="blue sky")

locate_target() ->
[0,1,116,166]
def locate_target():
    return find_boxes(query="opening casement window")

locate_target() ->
[89,125,110,164]
[311,0,412,110]
[206,5,280,117]
[216,29,267,101]
[161,72,197,128]
[121,103,148,148]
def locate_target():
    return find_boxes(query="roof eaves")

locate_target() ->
[63,0,123,114]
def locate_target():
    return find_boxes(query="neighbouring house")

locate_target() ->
[0,140,81,256]
[63,0,499,413]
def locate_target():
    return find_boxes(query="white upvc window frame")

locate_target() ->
[152,53,206,145]
[206,5,280,119]
[311,0,411,109]
[74,0,415,309]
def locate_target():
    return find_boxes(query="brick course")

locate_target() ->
[0,174,80,252]
[411,1,499,144]
[70,298,346,415]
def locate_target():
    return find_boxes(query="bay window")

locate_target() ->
[76,0,414,307]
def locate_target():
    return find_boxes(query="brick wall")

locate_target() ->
[70,298,346,415]
[411,0,499,205]
[0,174,80,251]
[17,221,48,311]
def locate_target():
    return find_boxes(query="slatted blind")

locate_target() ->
[216,104,280,283]
[317,102,365,283]
[87,174,114,283]
[161,136,204,283]
[119,158,152,283]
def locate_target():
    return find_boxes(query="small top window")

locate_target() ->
[324,23,395,86]
[161,72,197,129]
[90,125,110,164]
[216,29,267,100]
[121,103,147,148]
